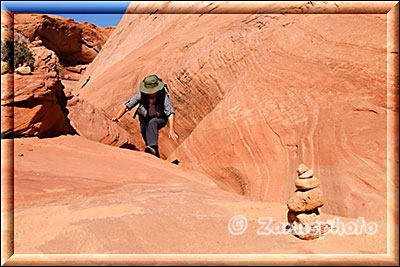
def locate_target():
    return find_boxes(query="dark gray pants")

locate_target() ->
[140,116,167,147]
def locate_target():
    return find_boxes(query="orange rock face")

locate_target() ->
[74,9,389,222]
[8,135,387,254]
[3,2,397,256]
[13,13,114,65]
[1,11,116,140]
[66,97,137,149]
[1,42,74,138]
[1,71,74,138]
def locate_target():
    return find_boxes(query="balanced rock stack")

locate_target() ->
[287,164,329,240]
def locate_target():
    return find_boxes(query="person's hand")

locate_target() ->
[168,130,178,140]
[111,117,120,122]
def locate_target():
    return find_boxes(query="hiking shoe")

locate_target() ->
[145,146,157,156]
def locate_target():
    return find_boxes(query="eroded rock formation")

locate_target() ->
[1,43,74,138]
[2,2,397,258]
[13,13,115,65]
[73,6,389,222]
[1,10,122,142]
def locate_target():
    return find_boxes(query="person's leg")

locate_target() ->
[140,118,148,146]
[146,117,167,157]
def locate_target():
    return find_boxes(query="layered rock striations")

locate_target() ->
[74,5,389,221]
[2,2,392,222]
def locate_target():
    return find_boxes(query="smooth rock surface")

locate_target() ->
[7,135,387,253]
[66,97,137,149]
[71,10,389,221]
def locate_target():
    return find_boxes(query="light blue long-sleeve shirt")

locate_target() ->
[125,90,175,118]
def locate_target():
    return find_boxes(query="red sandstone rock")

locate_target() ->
[296,212,321,225]
[1,11,116,139]
[295,177,320,190]
[1,72,74,138]
[9,4,391,222]
[30,45,59,72]
[14,66,32,75]
[165,14,389,221]
[298,169,314,179]
[1,10,29,44]
[297,164,309,175]
[7,135,387,254]
[66,97,137,149]
[0,32,75,138]
[72,9,389,221]
[287,209,320,224]
[1,10,13,40]
[13,13,114,65]
[287,188,324,212]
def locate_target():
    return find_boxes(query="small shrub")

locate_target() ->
[13,40,34,70]
[1,38,13,68]
[55,62,65,77]
[1,38,35,70]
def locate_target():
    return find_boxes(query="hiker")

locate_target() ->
[111,75,178,157]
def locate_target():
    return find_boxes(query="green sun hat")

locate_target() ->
[139,75,165,94]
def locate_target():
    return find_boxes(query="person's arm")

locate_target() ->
[164,93,178,140]
[168,113,178,140]
[111,91,141,122]
[111,105,129,122]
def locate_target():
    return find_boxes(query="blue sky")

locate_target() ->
[1,1,130,27]
[47,14,126,27]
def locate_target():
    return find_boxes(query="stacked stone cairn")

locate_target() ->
[287,164,330,240]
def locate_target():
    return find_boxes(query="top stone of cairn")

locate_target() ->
[297,164,309,175]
